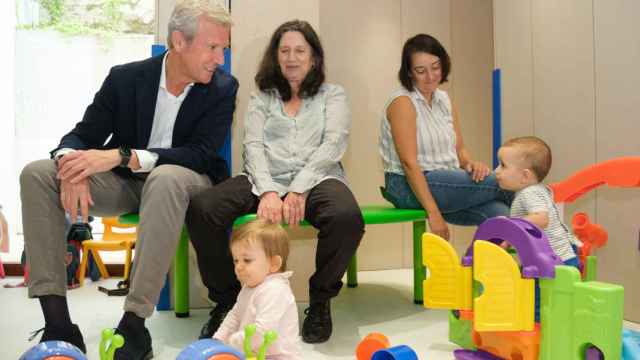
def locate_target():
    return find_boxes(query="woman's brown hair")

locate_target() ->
[255,20,325,101]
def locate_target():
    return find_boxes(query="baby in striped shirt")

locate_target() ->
[495,136,580,267]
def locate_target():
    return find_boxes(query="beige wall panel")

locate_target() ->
[321,0,409,270]
[593,0,640,322]
[531,0,596,221]
[493,0,534,140]
[230,1,320,174]
[450,0,493,167]
[401,0,451,50]
[596,188,640,322]
[157,0,176,46]
[448,0,494,252]
[451,225,477,258]
[401,0,452,97]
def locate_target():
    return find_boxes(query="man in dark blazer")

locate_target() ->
[19,2,237,359]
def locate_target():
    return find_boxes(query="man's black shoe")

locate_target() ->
[199,303,233,339]
[113,325,153,360]
[32,323,86,353]
[302,300,332,344]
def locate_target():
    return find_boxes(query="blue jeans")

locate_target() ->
[383,170,513,226]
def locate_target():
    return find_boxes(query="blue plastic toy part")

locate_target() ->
[371,345,418,360]
[19,341,87,360]
[176,339,244,360]
[623,329,640,360]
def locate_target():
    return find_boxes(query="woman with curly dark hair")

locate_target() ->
[186,20,364,345]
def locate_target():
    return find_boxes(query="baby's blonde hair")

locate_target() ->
[502,136,552,182]
[230,219,289,272]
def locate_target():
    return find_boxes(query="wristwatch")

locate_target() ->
[118,146,132,168]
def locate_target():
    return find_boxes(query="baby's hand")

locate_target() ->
[499,240,511,250]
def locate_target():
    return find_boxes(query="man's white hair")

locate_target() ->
[167,0,232,49]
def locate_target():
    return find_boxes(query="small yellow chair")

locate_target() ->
[78,217,137,286]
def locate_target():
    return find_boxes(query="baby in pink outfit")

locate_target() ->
[213,219,301,359]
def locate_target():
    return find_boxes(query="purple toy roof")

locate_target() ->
[463,217,562,279]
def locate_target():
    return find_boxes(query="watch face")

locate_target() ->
[119,147,131,167]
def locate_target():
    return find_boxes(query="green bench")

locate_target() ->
[120,205,427,317]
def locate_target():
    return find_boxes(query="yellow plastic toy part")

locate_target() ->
[473,240,534,332]
[422,232,472,310]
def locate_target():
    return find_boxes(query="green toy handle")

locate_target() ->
[243,324,257,357]
[256,330,278,360]
[99,328,125,360]
[242,324,279,360]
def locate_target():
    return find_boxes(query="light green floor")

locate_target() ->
[1,269,638,359]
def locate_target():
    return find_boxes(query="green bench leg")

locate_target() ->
[173,228,360,315]
[347,255,358,288]
[413,220,426,304]
[174,227,190,317]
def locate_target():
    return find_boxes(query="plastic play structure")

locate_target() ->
[20,324,275,360]
[176,324,277,360]
[19,329,124,360]
[356,333,419,360]
[421,157,640,359]
[19,341,87,360]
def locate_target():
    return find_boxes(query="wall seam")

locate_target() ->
[591,0,598,221]
[530,0,535,135]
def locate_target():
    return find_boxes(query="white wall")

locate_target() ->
[2,29,153,263]
[0,1,17,261]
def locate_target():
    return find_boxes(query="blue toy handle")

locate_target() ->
[19,341,87,360]
[176,339,244,360]
[371,345,419,360]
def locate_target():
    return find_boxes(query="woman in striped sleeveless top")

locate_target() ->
[379,34,512,240]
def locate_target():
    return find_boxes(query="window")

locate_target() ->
[1,0,156,263]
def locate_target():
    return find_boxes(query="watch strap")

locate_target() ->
[118,146,132,168]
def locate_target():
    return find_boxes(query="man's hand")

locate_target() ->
[60,177,94,223]
[57,149,121,183]
[283,192,306,227]
[464,160,491,183]
[257,192,284,224]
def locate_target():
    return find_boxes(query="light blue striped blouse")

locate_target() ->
[242,83,350,196]
[379,87,460,174]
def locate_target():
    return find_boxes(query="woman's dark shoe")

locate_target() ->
[32,323,86,353]
[199,303,233,339]
[302,300,332,343]
[113,325,153,360]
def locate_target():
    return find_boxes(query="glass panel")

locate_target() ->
[6,0,156,262]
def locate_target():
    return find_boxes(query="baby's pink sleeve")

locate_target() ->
[213,302,240,342]
[228,281,292,352]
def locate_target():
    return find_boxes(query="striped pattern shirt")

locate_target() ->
[510,184,578,261]
[242,84,349,196]
[379,87,460,174]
